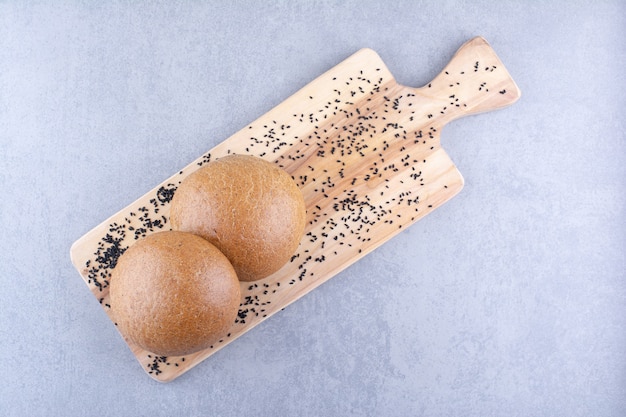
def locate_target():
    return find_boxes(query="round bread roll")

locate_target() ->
[109,231,241,356]
[170,154,306,282]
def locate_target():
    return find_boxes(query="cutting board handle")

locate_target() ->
[415,37,521,121]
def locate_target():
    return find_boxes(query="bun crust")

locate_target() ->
[109,231,241,356]
[170,154,306,281]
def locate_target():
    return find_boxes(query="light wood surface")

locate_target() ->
[70,36,520,382]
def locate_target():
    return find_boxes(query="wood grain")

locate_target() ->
[70,36,520,382]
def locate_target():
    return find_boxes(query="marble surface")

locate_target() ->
[1,1,624,416]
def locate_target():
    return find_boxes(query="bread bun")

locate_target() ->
[170,154,306,281]
[109,231,241,356]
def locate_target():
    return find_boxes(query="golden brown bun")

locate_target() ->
[170,154,306,281]
[109,231,241,356]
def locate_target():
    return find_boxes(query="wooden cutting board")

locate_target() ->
[70,37,520,382]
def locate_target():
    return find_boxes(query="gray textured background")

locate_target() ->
[1,1,625,416]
